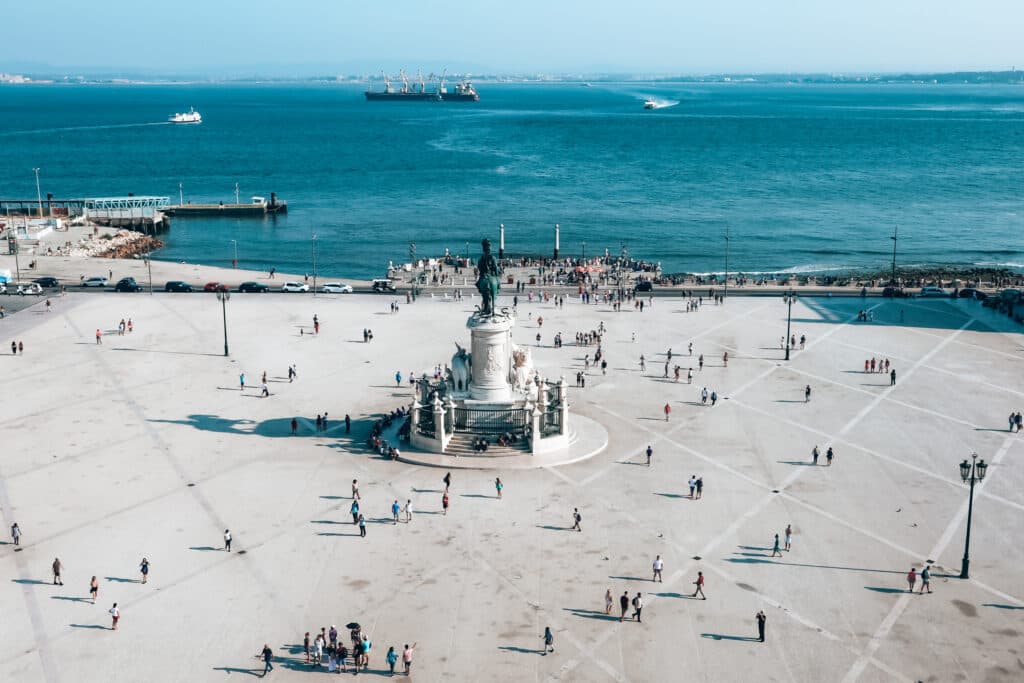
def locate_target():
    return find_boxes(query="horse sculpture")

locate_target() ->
[452,342,472,393]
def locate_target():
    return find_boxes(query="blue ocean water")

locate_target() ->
[0,82,1021,279]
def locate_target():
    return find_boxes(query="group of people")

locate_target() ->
[297,626,417,676]
[1009,412,1023,432]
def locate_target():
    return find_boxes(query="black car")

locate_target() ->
[957,288,987,300]
[33,276,60,288]
[882,286,906,298]
[164,281,194,292]
[239,281,270,293]
[371,279,397,293]
[635,281,653,292]
[114,277,143,292]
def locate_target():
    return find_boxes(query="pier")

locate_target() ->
[165,192,287,217]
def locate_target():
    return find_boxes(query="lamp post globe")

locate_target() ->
[782,291,798,361]
[216,290,231,357]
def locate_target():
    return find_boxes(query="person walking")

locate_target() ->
[698,354,704,371]
[652,555,664,582]
[604,588,614,614]
[771,534,782,557]
[812,445,820,465]
[619,591,630,621]
[258,643,273,676]
[352,479,360,501]
[890,369,896,386]
[442,492,450,516]
[495,477,503,499]
[95,328,102,345]
[239,372,245,390]
[701,387,708,405]
[260,382,269,397]
[224,529,232,552]
[919,565,932,593]
[290,418,298,435]
[692,571,706,599]
[358,514,366,538]
[10,522,20,546]
[392,500,401,524]
[710,390,718,406]
[542,626,554,655]
[443,471,452,493]
[303,632,311,664]
[645,445,653,466]
[402,643,417,676]
[664,402,671,421]
[404,499,413,523]
[350,500,360,525]
[695,476,703,499]
[52,557,63,585]
[631,592,644,622]
[89,576,99,603]
[805,385,812,402]
[109,603,120,630]
[907,567,917,593]
[784,524,792,551]
[756,610,766,642]
[826,446,834,466]
[386,646,398,675]
[345,414,351,433]
[139,557,150,583]
[395,370,402,387]
[688,475,697,498]
[571,508,582,532]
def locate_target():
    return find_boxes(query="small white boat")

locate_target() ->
[168,107,201,124]
[643,99,657,110]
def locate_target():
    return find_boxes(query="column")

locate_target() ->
[499,223,505,259]
[553,223,560,259]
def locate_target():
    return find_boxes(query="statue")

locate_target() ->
[451,342,472,393]
[475,238,502,317]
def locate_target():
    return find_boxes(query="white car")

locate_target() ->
[82,276,108,287]
[281,281,310,293]
[919,286,948,298]
[321,282,353,294]
[17,283,43,295]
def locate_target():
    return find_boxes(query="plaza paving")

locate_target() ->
[0,290,1022,682]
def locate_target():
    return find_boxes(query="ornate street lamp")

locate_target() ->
[958,453,988,579]
[216,290,231,357]
[783,290,798,361]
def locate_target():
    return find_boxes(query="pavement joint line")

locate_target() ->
[0,466,61,683]
[899,321,1024,362]
[840,434,1017,683]
[728,396,1024,515]
[822,336,1024,400]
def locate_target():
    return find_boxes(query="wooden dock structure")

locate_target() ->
[166,192,287,217]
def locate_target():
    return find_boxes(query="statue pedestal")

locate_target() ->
[468,313,514,402]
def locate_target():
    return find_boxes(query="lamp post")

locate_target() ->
[146,252,153,294]
[889,225,899,286]
[217,290,231,357]
[958,453,988,579]
[783,290,798,361]
[178,182,183,206]
[311,234,318,295]
[33,168,43,218]
[723,227,730,302]
[230,239,238,268]
[234,182,240,205]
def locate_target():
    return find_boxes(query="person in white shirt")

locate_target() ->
[404,499,413,523]
[652,555,664,582]
[224,529,232,552]
[109,603,120,630]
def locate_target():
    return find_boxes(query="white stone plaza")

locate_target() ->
[1,288,1023,682]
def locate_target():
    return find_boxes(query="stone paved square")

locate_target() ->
[1,291,1022,682]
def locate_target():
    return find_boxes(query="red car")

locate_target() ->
[203,282,229,292]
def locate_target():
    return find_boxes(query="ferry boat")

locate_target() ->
[643,99,657,110]
[168,107,202,124]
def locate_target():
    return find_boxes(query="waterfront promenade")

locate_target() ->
[1,290,1022,682]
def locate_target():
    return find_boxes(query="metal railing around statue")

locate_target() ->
[453,406,531,434]
[542,408,562,437]
[418,407,436,438]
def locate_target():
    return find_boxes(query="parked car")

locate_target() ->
[320,282,353,294]
[114,277,143,292]
[17,282,43,295]
[164,281,194,292]
[1000,288,1022,303]
[33,276,60,288]
[918,286,948,298]
[882,286,906,298]
[239,281,270,293]
[635,281,653,292]
[957,288,987,300]
[281,281,310,293]
[82,276,108,287]
[372,279,397,293]
[203,282,229,292]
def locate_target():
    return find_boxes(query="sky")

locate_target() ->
[3,0,1021,76]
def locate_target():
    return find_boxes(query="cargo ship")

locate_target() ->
[364,69,479,102]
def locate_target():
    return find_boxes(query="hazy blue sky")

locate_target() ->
[4,0,1021,74]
